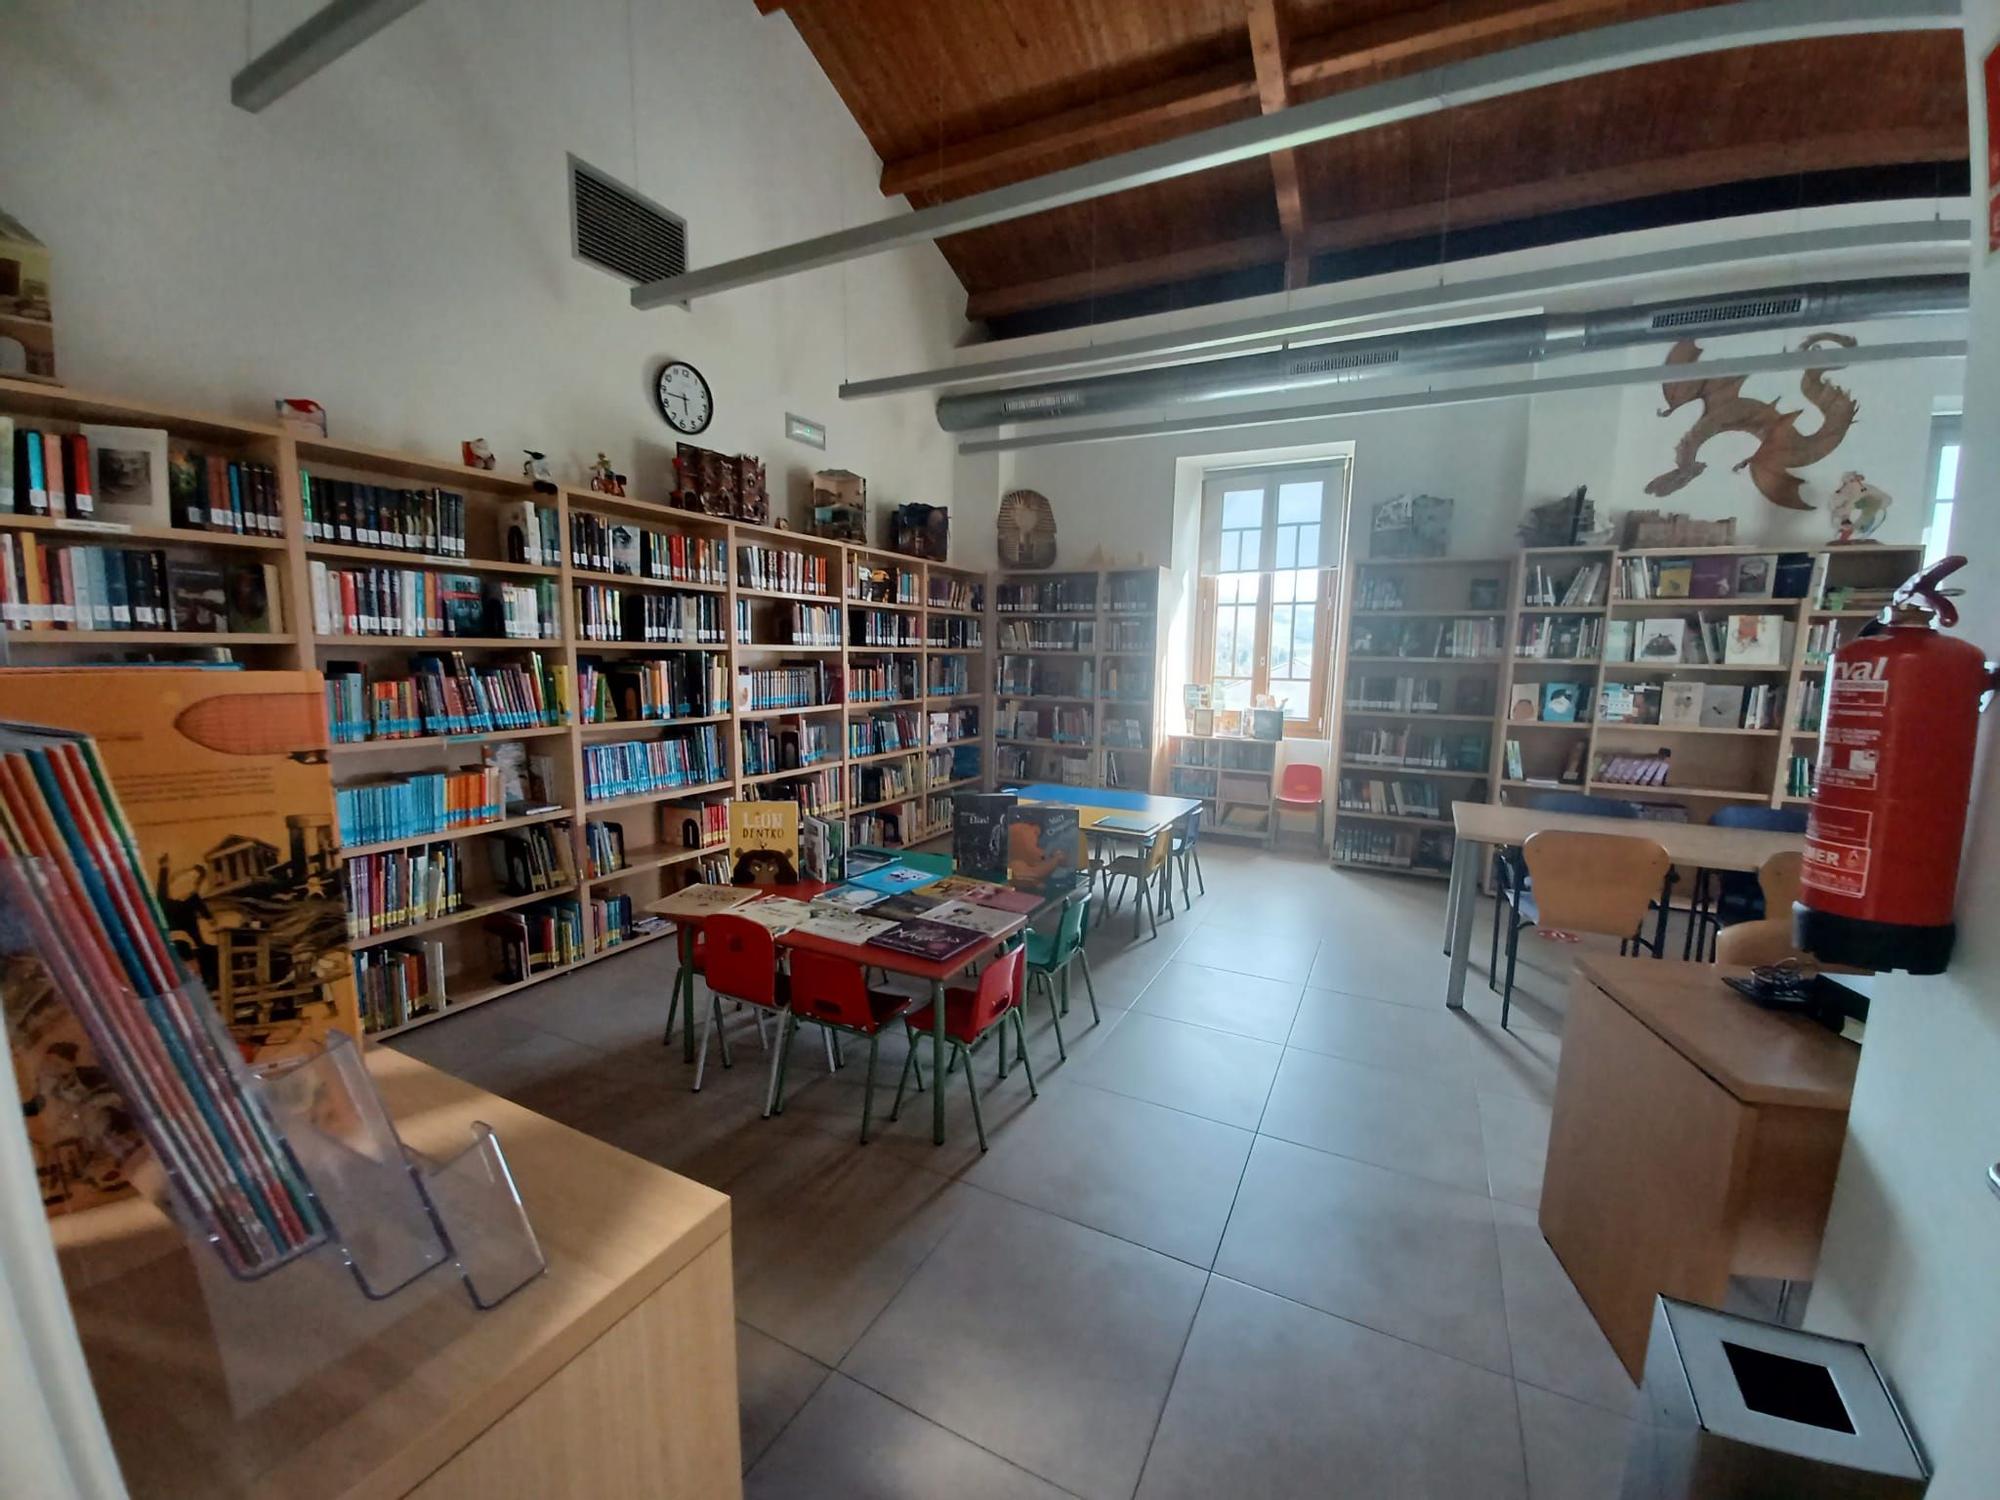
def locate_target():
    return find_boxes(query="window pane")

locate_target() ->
[1291,600,1317,673]
[1267,683,1294,716]
[1937,443,1960,502]
[1269,604,1293,676]
[1274,525,1298,571]
[1293,569,1319,600]
[1221,488,1263,528]
[1271,568,1296,605]
[1299,523,1320,566]
[1277,482,1321,525]
[1214,677,1253,711]
[1229,606,1257,676]
[1924,500,1955,569]
[1211,609,1236,678]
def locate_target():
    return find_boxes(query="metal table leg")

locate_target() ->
[1444,843,1466,957]
[1445,835,1481,1010]
[930,976,949,1146]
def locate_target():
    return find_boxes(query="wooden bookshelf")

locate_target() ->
[991,566,1168,796]
[1169,732,1277,843]
[1327,550,1514,878]
[0,379,995,1040]
[1494,544,1616,799]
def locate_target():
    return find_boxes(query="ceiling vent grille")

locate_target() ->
[569,155,686,285]
[1650,295,1806,331]
[1286,346,1402,377]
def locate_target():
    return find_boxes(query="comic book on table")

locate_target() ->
[1007,805,1082,895]
[922,899,1023,937]
[789,910,899,945]
[870,917,988,962]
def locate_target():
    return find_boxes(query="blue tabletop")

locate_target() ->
[1011,783,1202,822]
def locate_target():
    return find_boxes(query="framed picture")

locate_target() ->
[81,425,170,527]
[1188,707,1214,737]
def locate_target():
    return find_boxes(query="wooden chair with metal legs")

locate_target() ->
[1102,827,1173,940]
[1505,830,1672,1028]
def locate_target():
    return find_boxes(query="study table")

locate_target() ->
[1540,956,1859,1379]
[1439,800,1805,1009]
[1010,782,1202,835]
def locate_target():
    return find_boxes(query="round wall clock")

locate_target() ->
[655,360,713,435]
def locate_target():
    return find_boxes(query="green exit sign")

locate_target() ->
[786,413,826,449]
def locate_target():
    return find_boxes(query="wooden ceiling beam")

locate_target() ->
[1246,0,1310,290]
[962,123,1962,321]
[1288,0,1643,88]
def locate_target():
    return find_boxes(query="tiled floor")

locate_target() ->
[391,840,1643,1499]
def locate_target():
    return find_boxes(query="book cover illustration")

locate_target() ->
[1722,613,1784,666]
[872,891,945,921]
[1660,679,1705,727]
[1007,805,1081,894]
[729,798,800,883]
[731,896,813,935]
[952,791,1017,882]
[922,899,1025,937]
[1539,683,1580,724]
[1636,621,1684,662]
[789,910,899,945]
[870,916,988,962]
[811,883,890,912]
[847,862,944,895]
[1508,683,1540,722]
[647,883,758,919]
[927,876,1043,913]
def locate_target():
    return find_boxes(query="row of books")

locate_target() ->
[738,661,837,710]
[927,617,982,649]
[1336,777,1448,820]
[1507,681,1588,724]
[6,425,95,518]
[336,764,505,847]
[854,757,918,804]
[1795,678,1825,731]
[852,607,923,646]
[849,564,919,604]
[1605,613,1792,667]
[995,660,1093,696]
[1101,715,1148,748]
[584,818,628,877]
[1100,660,1152,701]
[1614,552,1809,601]
[849,806,908,846]
[1344,727,1488,770]
[997,577,1095,613]
[324,654,567,740]
[852,707,922,756]
[307,562,559,639]
[573,585,725,643]
[1354,575,1408,610]
[1350,617,1502,659]
[927,657,970,695]
[301,473,473,556]
[488,898,588,983]
[1593,752,1673,787]
[1802,619,1848,668]
[1106,575,1155,613]
[935,705,979,742]
[586,892,641,951]
[492,821,578,895]
[742,718,837,776]
[342,841,464,939]
[739,544,830,595]
[999,620,1093,652]
[1524,561,1605,607]
[1174,736,1276,770]
[356,942,446,1034]
[848,657,919,702]
[578,654,728,724]
[1332,822,1454,873]
[1104,619,1153,651]
[1603,679,1786,730]
[569,513,725,582]
[1514,614,1603,661]
[923,746,956,783]
[751,767,842,816]
[662,800,731,855]
[996,701,1092,743]
[0,539,280,634]
[1786,754,1815,798]
[1343,674,1489,716]
[582,727,726,801]
[929,576,982,611]
[762,602,840,646]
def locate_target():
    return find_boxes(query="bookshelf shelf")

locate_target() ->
[314,634,561,649]
[1333,809,1452,829]
[11,629,293,646]
[338,807,574,861]
[584,782,733,813]
[1595,724,1783,738]
[349,882,580,951]
[738,703,842,719]
[736,585,839,603]
[574,639,720,653]
[740,763,842,785]
[577,713,731,734]
[1330,858,1451,880]
[588,846,719,882]
[1588,781,1772,802]
[330,725,570,754]
[1346,655,1503,665]
[570,567,727,592]
[0,514,290,552]
[305,542,558,577]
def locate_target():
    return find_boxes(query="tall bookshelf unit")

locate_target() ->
[0,377,993,1042]
[992,566,1167,793]
[1329,553,1514,878]
[1494,543,1615,799]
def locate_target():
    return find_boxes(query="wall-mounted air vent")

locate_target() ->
[569,155,686,285]
[1650,295,1806,331]
[1286,347,1402,377]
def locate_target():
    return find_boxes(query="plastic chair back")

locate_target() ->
[1045,886,1089,965]
[1277,762,1324,805]
[1522,830,1669,940]
[966,945,1026,1036]
[702,913,781,1007]
[787,949,878,1031]
[1142,827,1173,875]
[1758,850,1804,911]
[1173,805,1202,849]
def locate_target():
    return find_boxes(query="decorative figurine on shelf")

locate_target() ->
[588,452,627,496]
[273,398,328,438]
[1829,471,1893,545]
[522,450,556,493]
[462,438,495,471]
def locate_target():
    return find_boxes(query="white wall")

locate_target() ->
[0,0,966,538]
[1805,12,2000,1496]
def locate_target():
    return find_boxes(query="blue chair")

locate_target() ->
[1490,792,1637,997]
[1688,805,1808,958]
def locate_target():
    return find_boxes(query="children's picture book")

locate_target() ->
[732,896,813,935]
[648,883,759,919]
[1508,683,1541,722]
[1653,559,1693,598]
[80,424,171,527]
[800,813,845,883]
[1722,613,1784,666]
[1007,805,1082,894]
[790,910,898,945]
[1597,683,1638,723]
[1700,684,1748,729]
[952,791,1018,882]
[1636,621,1685,662]
[1182,683,1211,710]
[871,917,989,962]
[1688,556,1736,599]
[872,891,945,921]
[729,798,800,884]
[1188,707,1214,737]
[848,862,945,895]
[929,876,1044,913]
[1094,812,1163,835]
[1733,554,1777,597]
[1603,619,1636,662]
[1660,678,1706,727]
[922,899,1024,937]
[811,883,890,912]
[1540,682,1580,723]
[1247,707,1283,741]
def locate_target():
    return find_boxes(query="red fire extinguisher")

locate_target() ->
[1794,555,1999,973]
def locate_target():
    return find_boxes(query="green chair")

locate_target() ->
[1024,886,1098,1061]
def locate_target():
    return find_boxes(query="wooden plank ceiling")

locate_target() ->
[761,0,1967,329]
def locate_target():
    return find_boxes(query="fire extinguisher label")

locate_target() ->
[1819,678,1889,791]
[1804,803,1872,898]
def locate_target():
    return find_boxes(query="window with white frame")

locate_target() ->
[1924,413,1961,568]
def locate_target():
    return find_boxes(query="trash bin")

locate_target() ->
[1621,1297,1928,1499]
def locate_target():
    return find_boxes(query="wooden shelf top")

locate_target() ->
[306,542,557,577]
[0,375,282,444]
[577,714,730,734]
[570,567,728,593]
[329,725,569,754]
[585,781,734,813]
[338,807,573,861]
[7,628,294,646]
[314,635,560,649]
[0,514,289,551]
[297,435,544,495]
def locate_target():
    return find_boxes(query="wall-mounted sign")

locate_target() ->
[786,412,826,449]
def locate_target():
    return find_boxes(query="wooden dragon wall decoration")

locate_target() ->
[1646,332,1859,510]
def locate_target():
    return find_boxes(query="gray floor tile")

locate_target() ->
[1130,960,1304,1042]
[730,1127,972,1365]
[963,1082,1253,1266]
[1072,1011,1282,1129]
[1287,985,1477,1081]
[1518,1383,1637,1500]
[1480,1091,1552,1211]
[737,1323,830,1473]
[1138,1277,1527,1500]
[1493,1203,1639,1417]
[1306,930,1453,1008]
[747,1374,1071,1500]
[843,1191,1206,1500]
[1258,1046,1488,1193]
[1460,1017,1564,1105]
[1171,924,1319,982]
[1216,1136,1511,1374]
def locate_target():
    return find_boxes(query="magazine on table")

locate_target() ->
[731,896,814,935]
[648,884,760,919]
[870,917,989,962]
[872,891,945,921]
[927,876,1042,913]
[790,910,899,945]
[922,899,1024,937]
[811,884,891,912]
[846,862,946,895]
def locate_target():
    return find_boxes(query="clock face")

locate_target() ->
[655,361,713,435]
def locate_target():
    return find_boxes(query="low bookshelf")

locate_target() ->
[1169,732,1277,843]
[1329,552,1514,879]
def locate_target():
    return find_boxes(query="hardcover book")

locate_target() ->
[1508,683,1541,722]
[1688,556,1736,599]
[870,916,988,962]
[1660,678,1706,727]
[952,791,1018,883]
[1539,682,1580,723]
[1635,621,1684,663]
[165,557,226,633]
[81,424,170,527]
[1007,805,1082,894]
[1722,613,1784,666]
[1604,619,1636,662]
[1701,684,1748,729]
[729,799,800,883]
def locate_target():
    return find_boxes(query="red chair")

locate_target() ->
[693,914,787,1096]
[774,951,914,1142]
[889,945,1034,1152]
[1275,761,1325,846]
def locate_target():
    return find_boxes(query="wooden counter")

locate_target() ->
[1540,957,1859,1380]
[51,1047,741,1499]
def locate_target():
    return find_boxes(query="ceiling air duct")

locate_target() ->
[932,274,1967,434]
